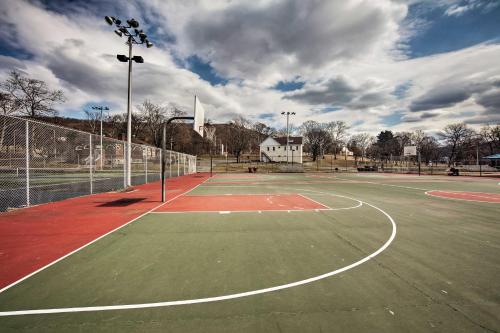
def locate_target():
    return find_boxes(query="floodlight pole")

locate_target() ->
[162,116,194,202]
[126,37,133,186]
[105,16,154,187]
[281,111,296,164]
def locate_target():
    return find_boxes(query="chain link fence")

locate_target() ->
[0,115,196,212]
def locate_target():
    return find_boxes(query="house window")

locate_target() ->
[284,146,286,151]
[296,146,299,150]
[273,147,275,151]
[267,147,269,151]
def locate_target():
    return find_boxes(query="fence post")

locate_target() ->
[144,148,148,183]
[169,150,172,178]
[159,148,162,181]
[123,142,126,189]
[89,134,93,194]
[177,152,180,177]
[184,154,186,175]
[25,120,30,207]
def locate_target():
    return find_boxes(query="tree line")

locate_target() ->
[297,120,500,166]
[1,70,499,165]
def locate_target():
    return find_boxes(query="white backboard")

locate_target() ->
[404,145,417,156]
[193,95,205,137]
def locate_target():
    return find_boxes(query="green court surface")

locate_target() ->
[1,173,499,332]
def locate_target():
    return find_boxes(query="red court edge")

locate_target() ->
[0,173,209,291]
[427,190,500,203]
[156,194,329,212]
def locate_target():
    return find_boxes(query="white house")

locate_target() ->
[260,136,303,164]
[340,146,354,156]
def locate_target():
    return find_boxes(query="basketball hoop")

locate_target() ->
[204,125,216,144]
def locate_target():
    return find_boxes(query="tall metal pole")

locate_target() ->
[25,120,30,207]
[286,113,289,164]
[126,36,133,187]
[89,134,93,194]
[100,108,103,170]
[345,148,347,172]
[476,144,479,165]
[161,123,166,202]
[418,150,421,176]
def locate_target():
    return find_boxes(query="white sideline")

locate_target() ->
[0,189,395,317]
[0,177,209,295]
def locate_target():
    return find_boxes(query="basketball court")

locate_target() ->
[0,172,499,332]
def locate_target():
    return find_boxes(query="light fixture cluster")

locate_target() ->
[91,106,109,111]
[105,16,153,63]
[281,111,296,115]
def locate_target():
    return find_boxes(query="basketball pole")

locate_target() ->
[162,116,194,202]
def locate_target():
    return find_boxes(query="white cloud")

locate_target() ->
[0,0,498,137]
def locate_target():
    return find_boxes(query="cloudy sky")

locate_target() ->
[0,0,499,134]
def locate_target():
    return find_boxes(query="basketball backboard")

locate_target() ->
[193,95,205,137]
[404,146,417,156]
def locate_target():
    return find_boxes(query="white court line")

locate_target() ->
[425,191,500,204]
[0,190,393,317]
[336,178,430,191]
[0,177,210,295]
[151,208,337,214]
[297,193,333,210]
[183,193,295,196]
[0,177,115,193]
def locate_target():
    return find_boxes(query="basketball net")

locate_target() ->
[204,125,216,144]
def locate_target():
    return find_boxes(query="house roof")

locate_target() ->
[483,154,500,160]
[273,136,303,145]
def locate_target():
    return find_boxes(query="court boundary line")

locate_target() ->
[297,193,333,210]
[425,190,500,203]
[0,189,394,317]
[336,178,430,191]
[0,176,209,295]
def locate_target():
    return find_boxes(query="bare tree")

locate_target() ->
[300,121,331,161]
[137,100,165,147]
[0,92,19,115]
[480,124,500,155]
[227,116,252,163]
[164,102,187,150]
[439,123,474,166]
[419,136,441,164]
[350,133,373,162]
[326,121,349,159]
[411,130,426,148]
[1,70,65,117]
[84,109,101,134]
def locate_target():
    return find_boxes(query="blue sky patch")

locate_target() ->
[392,81,412,99]
[315,106,342,114]
[258,113,276,120]
[405,2,500,58]
[185,55,228,86]
[273,79,305,92]
[381,112,403,126]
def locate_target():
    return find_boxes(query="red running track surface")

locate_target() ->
[0,173,209,291]
[156,194,329,212]
[426,190,500,203]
